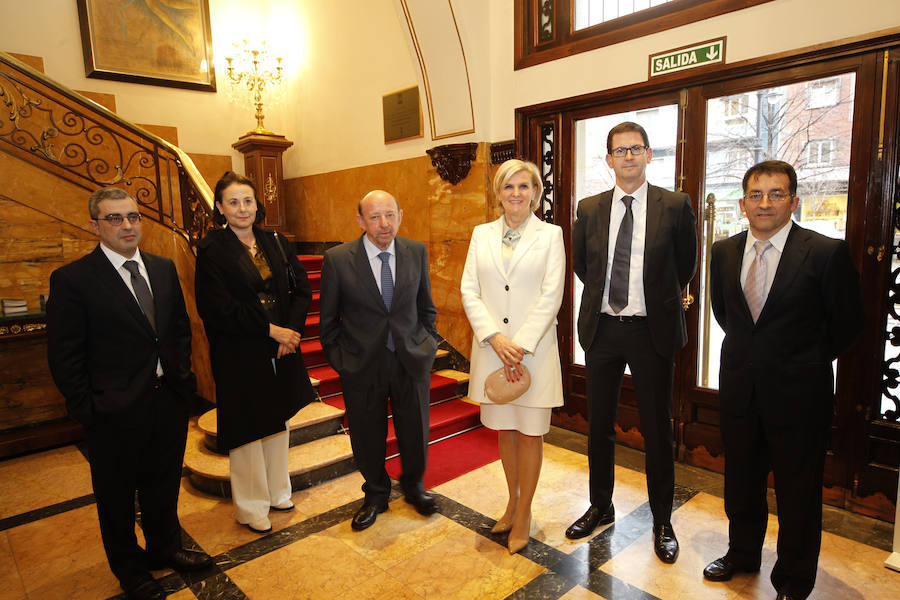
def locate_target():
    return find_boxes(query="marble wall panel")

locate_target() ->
[187,153,234,192]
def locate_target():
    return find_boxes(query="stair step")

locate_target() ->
[308,272,321,293]
[298,255,323,272]
[185,432,355,497]
[197,401,345,452]
[385,398,480,456]
[304,314,320,339]
[310,291,319,315]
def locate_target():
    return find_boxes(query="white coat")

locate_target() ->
[460,213,565,408]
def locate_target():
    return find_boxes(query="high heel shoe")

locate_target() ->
[507,514,531,554]
[491,518,513,534]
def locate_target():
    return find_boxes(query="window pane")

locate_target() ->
[574,0,674,30]
[573,105,680,366]
[698,73,856,389]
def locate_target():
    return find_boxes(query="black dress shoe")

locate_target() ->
[124,579,166,600]
[351,502,388,531]
[653,523,679,563]
[147,548,213,571]
[404,491,438,516]
[565,504,615,539]
[703,555,760,581]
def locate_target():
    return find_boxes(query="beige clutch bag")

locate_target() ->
[484,365,531,405]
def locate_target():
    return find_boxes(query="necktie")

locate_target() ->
[123,260,156,331]
[608,195,634,314]
[743,240,773,323]
[378,252,395,351]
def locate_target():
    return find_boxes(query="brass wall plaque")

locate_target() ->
[383,86,423,144]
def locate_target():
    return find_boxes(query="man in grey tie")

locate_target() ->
[569,122,697,564]
[705,161,863,600]
[319,190,439,531]
[47,187,211,600]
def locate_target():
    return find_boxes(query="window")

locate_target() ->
[574,0,675,30]
[516,0,776,69]
[806,77,841,108]
[723,94,749,117]
[806,139,837,167]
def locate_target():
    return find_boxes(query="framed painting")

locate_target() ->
[76,0,216,91]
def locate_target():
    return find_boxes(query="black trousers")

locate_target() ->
[341,351,430,504]
[720,390,830,600]
[585,316,675,526]
[87,379,188,588]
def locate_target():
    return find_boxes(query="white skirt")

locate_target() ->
[480,403,552,436]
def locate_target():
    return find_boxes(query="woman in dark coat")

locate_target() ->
[195,171,315,533]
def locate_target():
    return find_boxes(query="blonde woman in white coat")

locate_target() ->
[460,159,565,554]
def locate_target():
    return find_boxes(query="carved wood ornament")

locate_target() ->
[426,142,478,185]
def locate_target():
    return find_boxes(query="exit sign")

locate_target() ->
[649,37,726,78]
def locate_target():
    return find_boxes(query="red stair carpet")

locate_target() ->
[387,426,500,489]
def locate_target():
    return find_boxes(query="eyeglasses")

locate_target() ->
[94,213,142,225]
[611,145,648,157]
[744,191,793,203]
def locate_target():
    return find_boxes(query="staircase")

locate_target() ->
[184,255,481,497]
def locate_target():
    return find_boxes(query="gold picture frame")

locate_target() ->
[76,0,216,92]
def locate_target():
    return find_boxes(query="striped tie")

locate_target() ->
[743,240,772,323]
[378,252,394,351]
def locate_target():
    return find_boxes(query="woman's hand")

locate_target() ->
[276,342,296,359]
[488,334,525,382]
[270,324,301,354]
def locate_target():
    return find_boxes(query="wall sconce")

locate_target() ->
[225,40,283,135]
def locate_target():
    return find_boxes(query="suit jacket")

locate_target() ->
[573,184,697,357]
[460,213,565,408]
[319,235,438,381]
[47,245,196,427]
[195,227,315,451]
[710,223,863,426]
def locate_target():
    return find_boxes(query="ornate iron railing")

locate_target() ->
[0,51,214,249]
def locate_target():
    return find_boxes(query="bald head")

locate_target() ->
[358,190,399,215]
[356,189,403,250]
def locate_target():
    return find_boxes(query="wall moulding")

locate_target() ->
[426,142,478,185]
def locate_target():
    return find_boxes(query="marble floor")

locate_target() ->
[0,427,896,600]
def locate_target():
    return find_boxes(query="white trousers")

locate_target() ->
[228,426,291,524]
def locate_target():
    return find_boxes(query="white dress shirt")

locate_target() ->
[361,235,396,294]
[740,220,793,307]
[601,181,648,316]
[99,243,163,376]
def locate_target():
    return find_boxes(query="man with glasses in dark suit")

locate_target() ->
[568,122,697,565]
[704,161,863,600]
[48,187,211,600]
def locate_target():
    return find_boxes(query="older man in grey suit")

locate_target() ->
[319,190,439,530]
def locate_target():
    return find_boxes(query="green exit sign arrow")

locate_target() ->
[649,37,726,78]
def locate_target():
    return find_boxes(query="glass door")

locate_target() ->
[697,74,856,389]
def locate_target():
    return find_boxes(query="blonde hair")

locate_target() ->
[492,159,544,212]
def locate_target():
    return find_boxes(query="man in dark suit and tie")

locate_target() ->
[703,161,863,600]
[568,122,697,564]
[319,189,439,531]
[47,187,211,600]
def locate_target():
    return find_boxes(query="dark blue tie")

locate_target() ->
[608,195,634,314]
[378,252,394,351]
